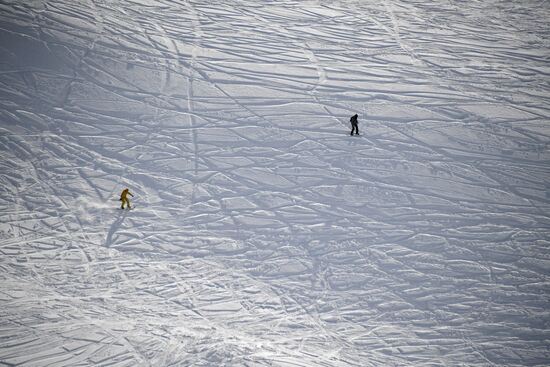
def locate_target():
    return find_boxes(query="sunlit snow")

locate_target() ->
[1,0,549,366]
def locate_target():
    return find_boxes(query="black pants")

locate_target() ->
[351,122,359,135]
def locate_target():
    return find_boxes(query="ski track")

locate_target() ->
[1,0,549,366]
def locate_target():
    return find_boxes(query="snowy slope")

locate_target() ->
[1,0,549,366]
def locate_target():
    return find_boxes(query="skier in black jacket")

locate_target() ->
[350,114,359,135]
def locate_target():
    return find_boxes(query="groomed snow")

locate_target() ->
[1,0,549,366]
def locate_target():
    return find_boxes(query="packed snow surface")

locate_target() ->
[1,0,549,366]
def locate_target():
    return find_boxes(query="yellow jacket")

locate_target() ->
[120,189,133,200]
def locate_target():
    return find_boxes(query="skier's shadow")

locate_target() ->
[105,209,127,247]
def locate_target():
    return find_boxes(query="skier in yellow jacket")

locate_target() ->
[120,188,134,209]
